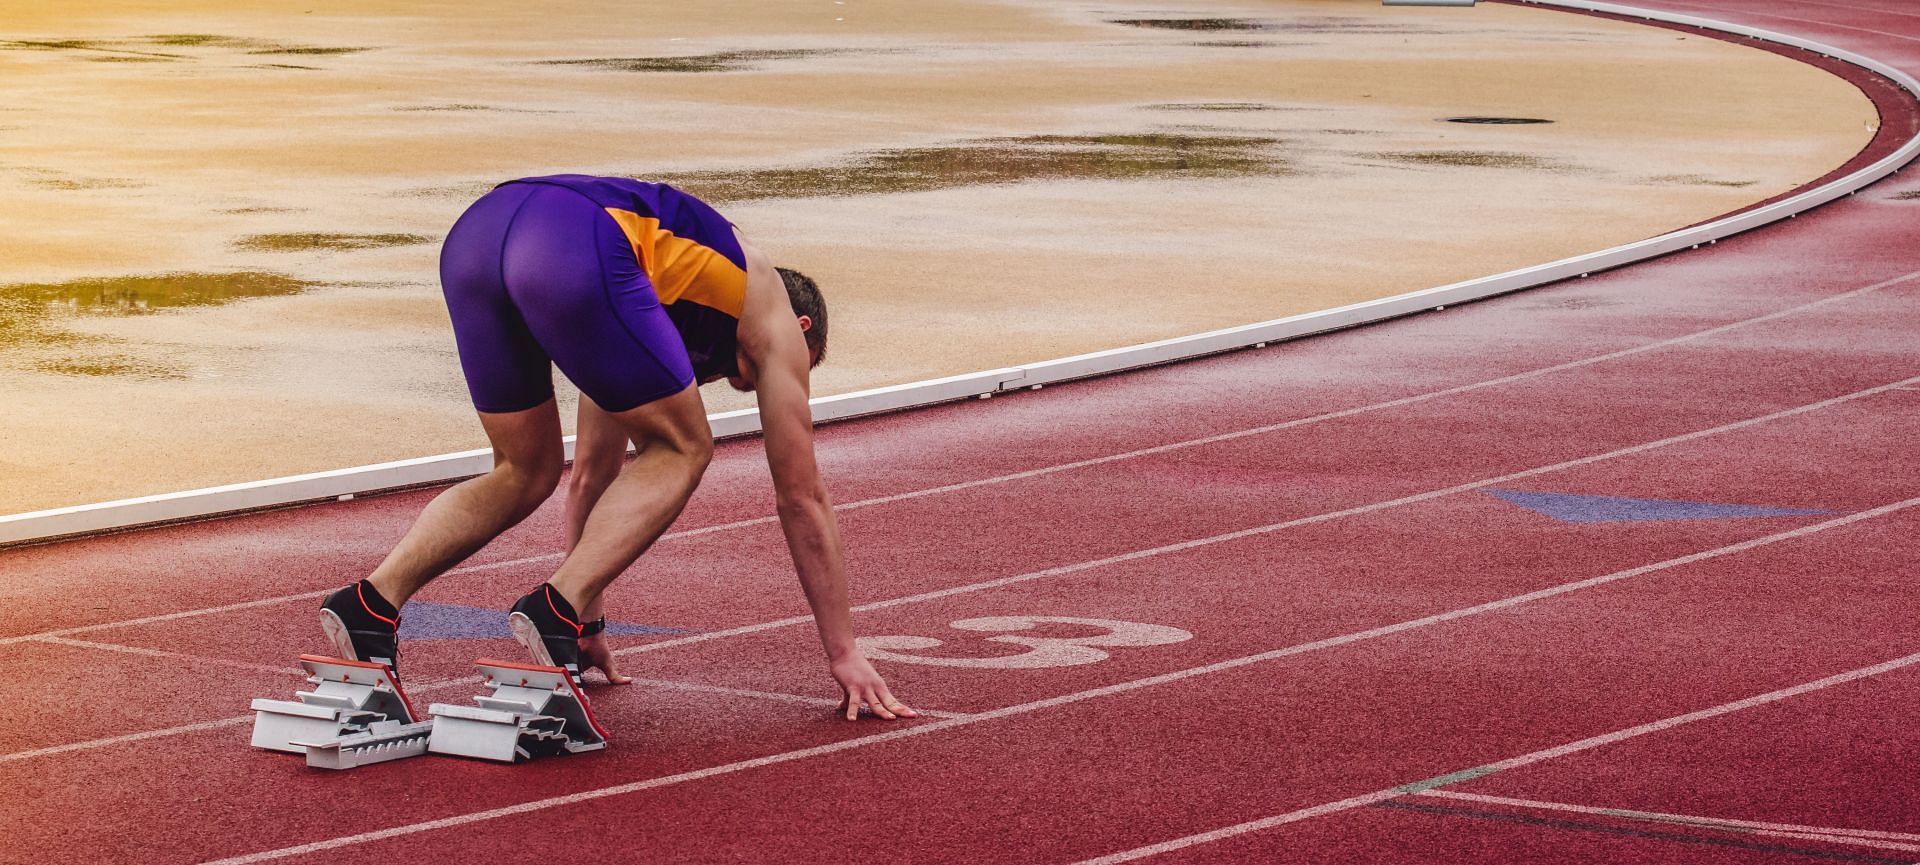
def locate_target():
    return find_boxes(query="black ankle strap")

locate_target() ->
[579,617,607,638]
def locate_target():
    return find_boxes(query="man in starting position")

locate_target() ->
[317,174,914,721]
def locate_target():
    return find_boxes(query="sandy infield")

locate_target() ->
[0,0,1878,514]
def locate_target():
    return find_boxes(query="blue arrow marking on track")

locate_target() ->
[1484,489,1831,524]
[397,601,694,641]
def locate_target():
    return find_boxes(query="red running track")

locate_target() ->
[3,3,1918,863]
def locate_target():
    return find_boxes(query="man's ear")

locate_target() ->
[796,314,813,333]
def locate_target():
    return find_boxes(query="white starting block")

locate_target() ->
[427,659,608,762]
[251,655,431,769]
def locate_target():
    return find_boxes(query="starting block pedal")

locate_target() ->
[427,659,608,762]
[252,655,431,769]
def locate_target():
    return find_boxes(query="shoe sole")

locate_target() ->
[319,609,359,663]
[508,611,557,668]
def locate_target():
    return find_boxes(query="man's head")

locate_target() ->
[778,266,827,368]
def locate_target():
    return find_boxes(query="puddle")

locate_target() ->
[0,272,313,364]
[247,46,372,56]
[1375,150,1564,170]
[394,104,561,114]
[1647,174,1755,188]
[542,48,856,73]
[1,272,311,318]
[233,233,436,252]
[31,355,187,380]
[30,176,146,190]
[649,132,1291,202]
[251,64,319,71]
[1445,117,1554,125]
[1112,16,1442,35]
[1110,19,1269,31]
[1145,102,1283,112]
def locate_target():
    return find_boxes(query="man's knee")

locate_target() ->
[497,449,564,505]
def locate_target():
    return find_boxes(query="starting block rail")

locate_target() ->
[427,659,608,762]
[251,655,424,769]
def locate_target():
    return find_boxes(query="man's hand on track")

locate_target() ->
[831,653,917,721]
[579,633,633,685]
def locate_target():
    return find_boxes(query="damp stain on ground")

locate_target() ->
[1375,150,1566,170]
[643,132,1293,202]
[30,176,146,190]
[232,233,436,252]
[30,356,188,380]
[0,272,314,375]
[1111,17,1444,35]
[1144,102,1284,112]
[1887,190,1920,200]
[1647,174,1756,188]
[393,104,562,114]
[541,48,860,73]
[3,36,372,62]
[1445,116,1555,125]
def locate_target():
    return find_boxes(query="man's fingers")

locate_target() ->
[843,693,860,721]
[878,687,918,718]
[863,687,897,720]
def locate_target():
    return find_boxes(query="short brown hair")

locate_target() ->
[777,267,827,366]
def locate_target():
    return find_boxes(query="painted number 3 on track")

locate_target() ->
[856,616,1193,669]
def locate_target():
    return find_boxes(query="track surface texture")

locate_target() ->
[3,3,1918,863]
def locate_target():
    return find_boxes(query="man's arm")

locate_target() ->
[734,239,916,721]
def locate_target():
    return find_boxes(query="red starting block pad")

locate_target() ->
[427,659,608,762]
[250,655,431,770]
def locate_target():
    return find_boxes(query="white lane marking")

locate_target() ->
[859,617,1193,669]
[34,636,302,676]
[8,269,1915,650]
[1789,0,1920,24]
[0,716,252,766]
[13,375,1918,765]
[618,677,969,720]
[195,494,1920,865]
[1420,790,1920,849]
[1072,649,1920,865]
[1652,0,1920,43]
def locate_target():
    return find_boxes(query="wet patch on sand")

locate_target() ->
[1445,117,1554,125]
[651,132,1292,202]
[0,273,313,375]
[1647,174,1757,188]
[1144,102,1286,112]
[218,206,302,214]
[31,355,188,380]
[3,36,372,63]
[541,48,862,73]
[1111,17,1443,35]
[1374,150,1567,170]
[250,64,320,71]
[394,104,563,114]
[29,176,146,190]
[233,233,436,252]
[1,272,311,319]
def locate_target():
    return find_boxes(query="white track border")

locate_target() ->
[4,0,1915,547]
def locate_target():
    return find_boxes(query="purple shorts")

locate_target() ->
[439,182,695,414]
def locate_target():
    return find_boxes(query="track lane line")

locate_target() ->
[8,374,1915,765]
[195,492,1920,865]
[1418,791,1920,849]
[1072,649,1920,865]
[5,268,1914,650]
[33,636,302,676]
[1648,0,1920,43]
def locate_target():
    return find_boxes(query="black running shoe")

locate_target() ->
[508,584,585,685]
[319,579,401,676]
